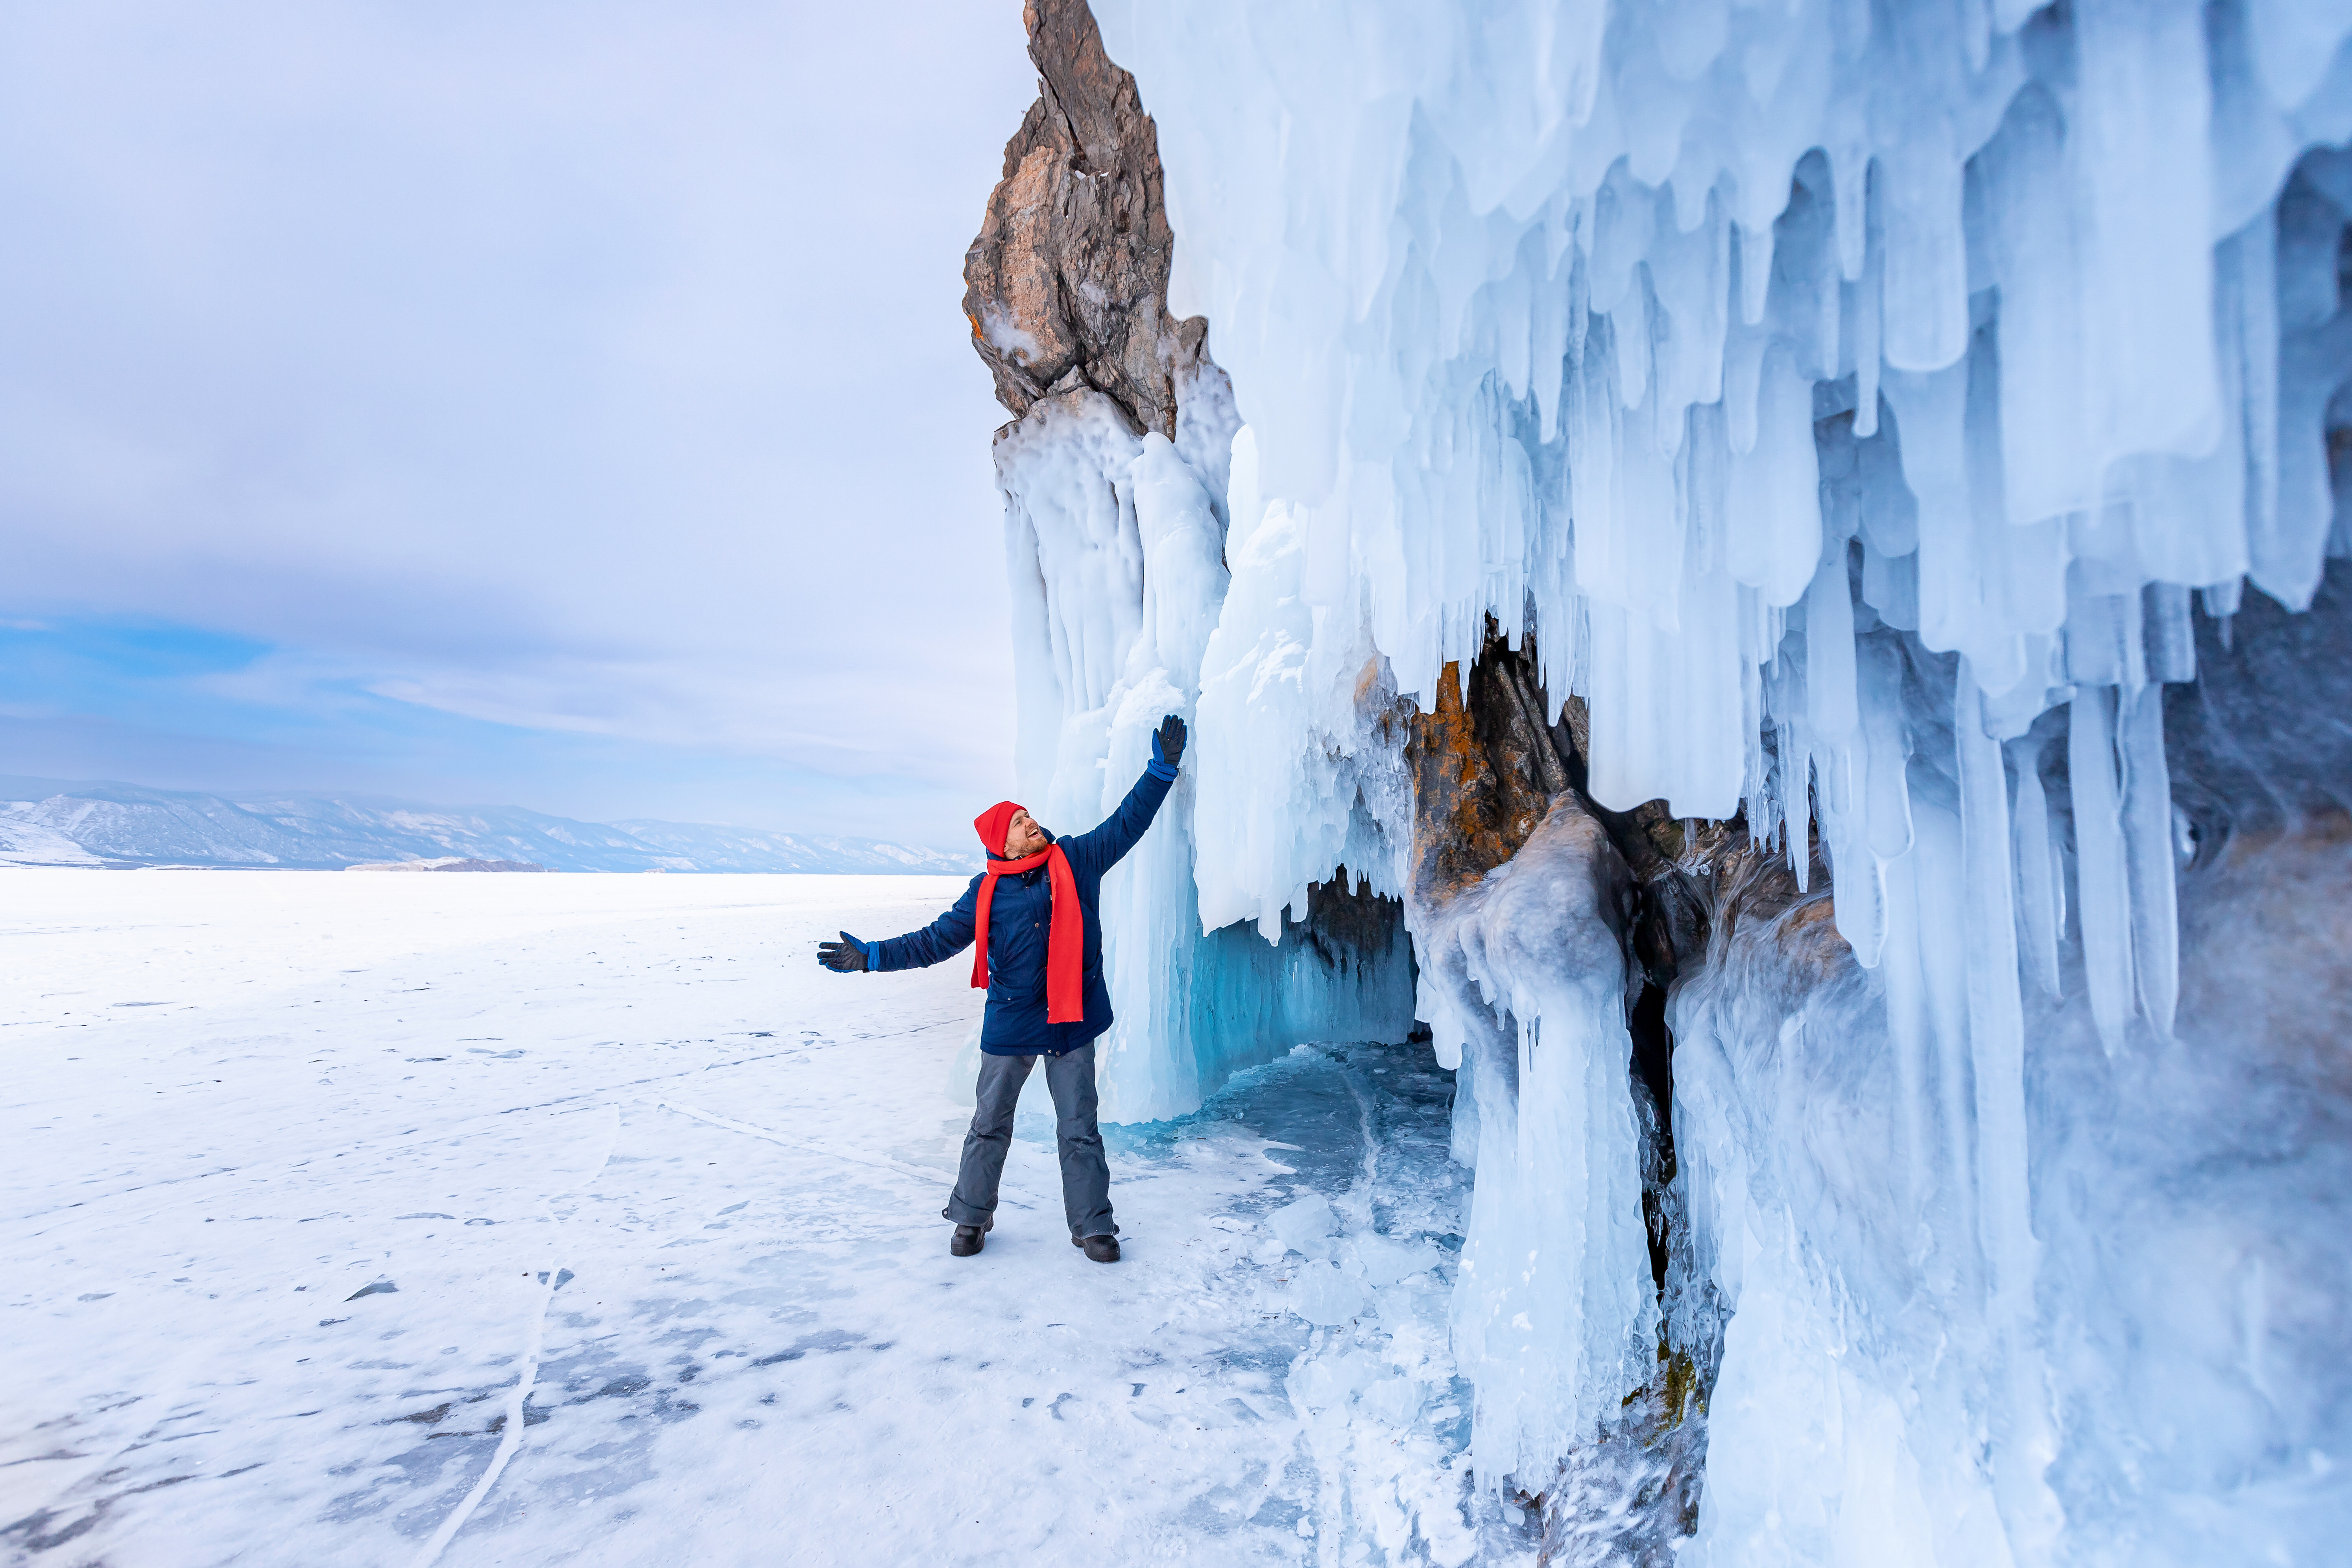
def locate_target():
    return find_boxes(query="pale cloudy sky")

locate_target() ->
[0,0,1038,847]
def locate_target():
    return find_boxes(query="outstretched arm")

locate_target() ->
[815,877,982,973]
[1062,715,1185,877]
[879,877,984,971]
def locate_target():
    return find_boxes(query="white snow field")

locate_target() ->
[2,869,1530,1567]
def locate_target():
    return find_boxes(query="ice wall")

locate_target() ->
[1662,666,2352,1567]
[998,392,1418,1121]
[1082,0,2352,1557]
[1001,397,1209,1122]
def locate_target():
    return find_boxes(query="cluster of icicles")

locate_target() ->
[1034,0,2352,1547]
[1095,0,2352,1042]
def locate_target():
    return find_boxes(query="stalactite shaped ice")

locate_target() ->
[1415,792,1659,1491]
[1098,0,2348,1014]
[1191,430,1413,942]
[1057,0,2352,1559]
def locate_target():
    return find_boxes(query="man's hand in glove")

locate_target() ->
[1153,713,1187,771]
[817,931,870,973]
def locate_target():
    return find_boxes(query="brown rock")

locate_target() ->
[964,0,1211,439]
[1403,622,1595,909]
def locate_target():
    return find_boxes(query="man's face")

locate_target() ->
[1003,809,1050,859]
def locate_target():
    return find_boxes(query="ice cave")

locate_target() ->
[964,1,2352,1560]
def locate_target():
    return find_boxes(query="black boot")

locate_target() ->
[1073,1233,1120,1263]
[951,1224,985,1257]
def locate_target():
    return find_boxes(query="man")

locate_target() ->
[817,714,1186,1262]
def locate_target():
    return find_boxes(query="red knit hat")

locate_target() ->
[973,801,1025,860]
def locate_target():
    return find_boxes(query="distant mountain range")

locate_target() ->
[0,775,977,875]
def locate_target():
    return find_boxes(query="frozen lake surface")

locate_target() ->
[3,870,1536,1566]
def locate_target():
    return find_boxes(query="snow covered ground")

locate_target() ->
[3,870,1532,1566]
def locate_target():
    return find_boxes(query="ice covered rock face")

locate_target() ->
[976,2,2351,1560]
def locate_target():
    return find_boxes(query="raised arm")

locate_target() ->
[1061,715,1184,878]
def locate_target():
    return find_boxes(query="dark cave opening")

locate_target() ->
[1628,977,1676,1295]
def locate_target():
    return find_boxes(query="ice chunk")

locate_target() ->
[1356,1374,1422,1429]
[1350,1234,1440,1290]
[1289,1261,1368,1327]
[1268,1194,1338,1258]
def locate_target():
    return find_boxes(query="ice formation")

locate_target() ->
[998,397,1420,1122]
[978,1,2352,1561]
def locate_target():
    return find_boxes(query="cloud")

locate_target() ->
[0,0,1038,825]
[0,615,1002,844]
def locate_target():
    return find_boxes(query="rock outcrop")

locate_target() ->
[962,0,1211,443]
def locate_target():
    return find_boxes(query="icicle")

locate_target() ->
[2067,687,2135,1054]
[1726,345,1825,607]
[1686,400,1730,574]
[1878,837,1934,1217]
[1737,220,1774,327]
[1805,549,1860,743]
[1854,179,1885,438]
[2143,583,2197,684]
[2118,684,2180,1038]
[2226,214,2280,581]
[2201,574,2243,623]
[1857,635,1914,859]
[1881,360,1969,653]
[1957,674,2030,1295]
[1911,801,1978,1252]
[1612,283,1652,412]
[1835,820,1888,968]
[2010,738,2062,998]
[1956,668,2066,1559]
[1782,721,1811,892]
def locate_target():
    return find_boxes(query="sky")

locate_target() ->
[0,0,1038,848]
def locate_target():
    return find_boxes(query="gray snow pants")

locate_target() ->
[943,1042,1115,1239]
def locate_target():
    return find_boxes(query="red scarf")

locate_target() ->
[970,801,1084,1023]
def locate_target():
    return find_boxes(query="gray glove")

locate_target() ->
[817,931,869,973]
[1154,713,1187,770]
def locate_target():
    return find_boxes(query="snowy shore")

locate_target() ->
[4,870,1517,1566]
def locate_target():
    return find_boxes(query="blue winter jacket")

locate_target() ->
[876,760,1176,1055]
